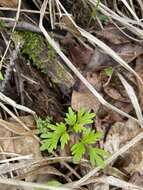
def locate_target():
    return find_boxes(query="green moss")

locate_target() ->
[22,32,51,70]
[0,11,5,30]
[12,31,56,71]
[11,31,74,90]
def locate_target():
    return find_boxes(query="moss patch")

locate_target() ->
[12,31,56,72]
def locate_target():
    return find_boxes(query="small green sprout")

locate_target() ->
[36,180,62,190]
[105,66,113,77]
[37,107,108,168]
[0,71,4,80]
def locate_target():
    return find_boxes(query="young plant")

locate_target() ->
[37,107,108,168]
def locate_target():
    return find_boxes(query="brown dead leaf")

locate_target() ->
[8,115,36,131]
[69,41,94,67]
[104,118,143,174]
[87,42,143,71]
[105,119,141,153]
[80,72,102,91]
[96,69,134,123]
[72,90,100,112]
[60,15,82,38]
[0,0,17,7]
[114,43,143,63]
[97,100,132,126]
[12,136,41,159]
[0,116,41,160]
[72,72,101,112]
[94,25,130,45]
[104,86,130,102]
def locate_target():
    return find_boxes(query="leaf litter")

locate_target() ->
[0,0,143,190]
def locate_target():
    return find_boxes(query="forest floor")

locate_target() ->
[0,0,143,190]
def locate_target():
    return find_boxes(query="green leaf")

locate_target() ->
[40,122,67,152]
[104,66,113,77]
[71,142,85,163]
[90,0,100,20]
[46,123,57,130]
[37,117,52,134]
[94,148,109,157]
[65,107,77,126]
[46,180,62,187]
[73,123,84,133]
[98,14,109,22]
[40,133,53,138]
[77,108,85,119]
[0,71,4,80]
[89,147,107,168]
[36,180,61,190]
[77,109,95,125]
[40,140,51,151]
[82,129,103,144]
[60,132,70,149]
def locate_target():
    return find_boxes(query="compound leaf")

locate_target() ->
[60,132,70,149]
[73,123,84,133]
[105,66,113,77]
[0,71,3,80]
[40,122,67,153]
[89,146,106,168]
[65,107,77,126]
[71,142,85,163]
[77,109,96,125]
[40,132,53,138]
[82,129,103,144]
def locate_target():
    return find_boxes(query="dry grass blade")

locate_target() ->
[83,176,143,190]
[0,161,33,175]
[39,0,140,124]
[0,178,71,190]
[0,92,35,115]
[103,176,143,189]
[88,0,143,38]
[137,0,143,14]
[0,0,22,69]
[0,154,32,164]
[118,73,143,126]
[120,0,139,20]
[49,0,54,29]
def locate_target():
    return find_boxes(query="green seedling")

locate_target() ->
[36,180,62,190]
[105,66,113,77]
[37,107,108,168]
[0,71,4,80]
